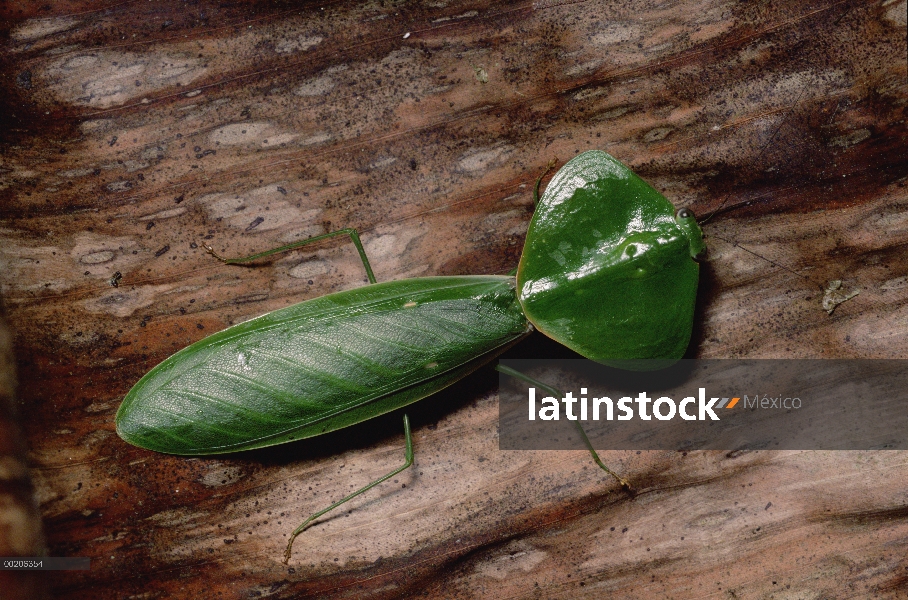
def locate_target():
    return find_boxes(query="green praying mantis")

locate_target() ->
[115,150,706,562]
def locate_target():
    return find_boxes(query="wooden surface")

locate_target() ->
[1,0,907,598]
[0,301,46,598]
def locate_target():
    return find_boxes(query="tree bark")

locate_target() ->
[1,0,906,597]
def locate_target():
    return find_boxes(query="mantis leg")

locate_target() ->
[209,229,402,561]
[532,158,558,207]
[495,364,631,490]
[204,227,377,284]
[507,160,560,277]
[283,414,414,564]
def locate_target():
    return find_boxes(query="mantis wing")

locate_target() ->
[117,276,529,454]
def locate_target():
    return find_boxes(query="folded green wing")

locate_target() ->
[116,276,529,455]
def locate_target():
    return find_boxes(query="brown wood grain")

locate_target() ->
[1,0,907,598]
[0,301,46,599]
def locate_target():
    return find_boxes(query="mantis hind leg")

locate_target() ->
[283,414,414,564]
[208,228,401,561]
[495,364,631,490]
[204,227,377,284]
